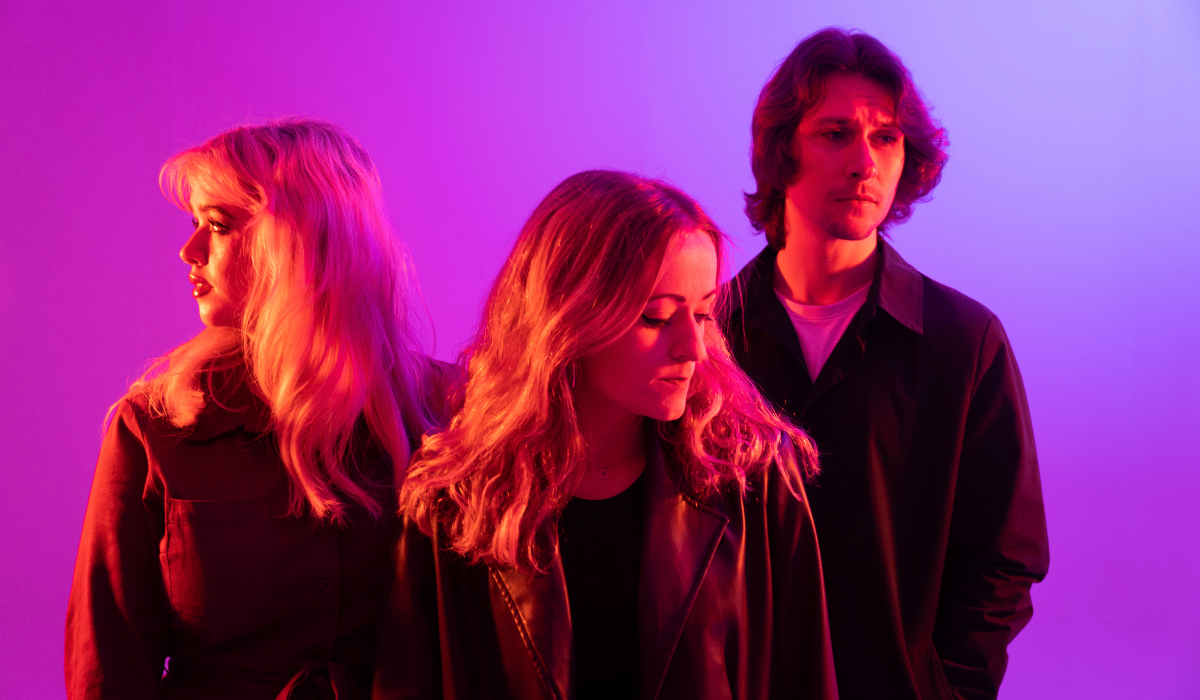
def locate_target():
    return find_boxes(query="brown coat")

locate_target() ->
[372,435,839,700]
[65,382,398,700]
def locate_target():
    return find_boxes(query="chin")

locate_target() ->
[824,221,878,241]
[653,401,688,423]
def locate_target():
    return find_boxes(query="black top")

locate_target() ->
[558,473,645,699]
[726,241,1049,700]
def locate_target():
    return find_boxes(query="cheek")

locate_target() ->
[790,157,836,200]
[885,149,906,184]
[590,334,653,385]
[218,239,252,298]
[583,332,671,405]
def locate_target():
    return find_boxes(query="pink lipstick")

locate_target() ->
[189,273,212,298]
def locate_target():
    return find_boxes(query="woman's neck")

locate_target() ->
[573,401,647,500]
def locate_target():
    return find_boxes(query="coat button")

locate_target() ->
[319,578,334,592]
[307,645,324,660]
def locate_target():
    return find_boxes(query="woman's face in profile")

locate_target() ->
[576,230,718,423]
[180,186,252,328]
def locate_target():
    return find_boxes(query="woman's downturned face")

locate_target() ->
[576,230,718,422]
[180,186,252,328]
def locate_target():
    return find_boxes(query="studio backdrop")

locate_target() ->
[1,1,1197,697]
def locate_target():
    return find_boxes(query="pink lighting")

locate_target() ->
[1,1,1197,698]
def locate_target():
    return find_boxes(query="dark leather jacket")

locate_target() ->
[373,434,839,699]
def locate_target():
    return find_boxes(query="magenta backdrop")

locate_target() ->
[2,1,1198,697]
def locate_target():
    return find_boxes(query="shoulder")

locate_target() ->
[919,275,1017,365]
[721,454,818,562]
[106,388,157,444]
[921,275,999,335]
[94,390,164,488]
[906,277,1029,414]
[113,378,255,449]
[878,240,1000,345]
[882,243,1018,380]
[733,448,811,521]
[723,247,776,328]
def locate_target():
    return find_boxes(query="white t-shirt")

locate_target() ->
[775,281,872,382]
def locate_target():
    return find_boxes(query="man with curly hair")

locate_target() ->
[726,28,1050,700]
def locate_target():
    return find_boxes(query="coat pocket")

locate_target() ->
[163,498,272,617]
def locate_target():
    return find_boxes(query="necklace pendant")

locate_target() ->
[597,468,610,480]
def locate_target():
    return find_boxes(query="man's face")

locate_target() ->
[785,73,905,242]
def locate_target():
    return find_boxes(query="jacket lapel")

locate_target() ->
[490,547,573,700]
[639,436,730,699]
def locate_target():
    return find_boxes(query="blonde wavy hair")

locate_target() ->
[399,170,818,572]
[130,117,433,523]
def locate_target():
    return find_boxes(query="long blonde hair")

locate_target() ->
[133,117,433,523]
[399,170,817,571]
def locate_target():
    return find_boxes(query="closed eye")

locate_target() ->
[641,315,669,328]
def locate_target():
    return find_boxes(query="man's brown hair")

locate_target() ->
[745,28,949,248]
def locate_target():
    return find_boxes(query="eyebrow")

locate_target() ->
[198,205,236,218]
[809,116,899,128]
[647,289,718,303]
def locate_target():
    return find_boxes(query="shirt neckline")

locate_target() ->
[774,280,872,320]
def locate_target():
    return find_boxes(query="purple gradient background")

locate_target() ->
[2,1,1198,697]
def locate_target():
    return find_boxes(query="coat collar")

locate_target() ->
[729,237,924,338]
[486,431,730,700]
[874,238,923,334]
[184,374,272,442]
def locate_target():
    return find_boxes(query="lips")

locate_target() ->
[659,375,693,386]
[189,273,212,298]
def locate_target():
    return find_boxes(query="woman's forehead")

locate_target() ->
[650,230,719,297]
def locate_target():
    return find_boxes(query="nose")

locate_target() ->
[180,225,208,266]
[670,316,708,365]
[845,136,878,181]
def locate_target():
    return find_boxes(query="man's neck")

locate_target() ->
[774,226,878,306]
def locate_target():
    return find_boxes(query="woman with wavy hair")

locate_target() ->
[373,170,838,700]
[66,118,443,699]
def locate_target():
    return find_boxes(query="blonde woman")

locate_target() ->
[66,118,443,699]
[374,170,838,699]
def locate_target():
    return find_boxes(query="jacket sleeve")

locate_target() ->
[768,458,840,700]
[934,316,1050,699]
[65,400,169,699]
[372,516,443,700]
